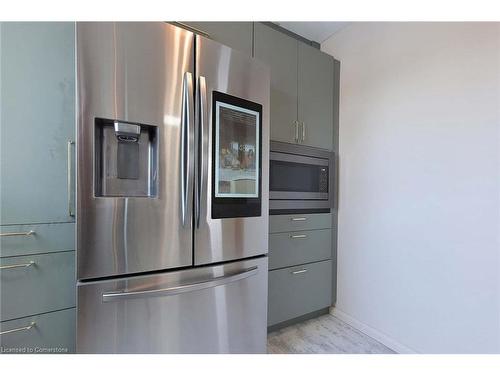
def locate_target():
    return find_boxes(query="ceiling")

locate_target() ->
[275,22,350,44]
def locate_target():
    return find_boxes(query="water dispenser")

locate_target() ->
[94,118,158,197]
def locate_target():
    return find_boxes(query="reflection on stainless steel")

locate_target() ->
[195,35,270,265]
[77,257,268,353]
[77,22,194,279]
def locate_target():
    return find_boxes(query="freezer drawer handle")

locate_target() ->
[0,230,35,237]
[0,322,36,336]
[101,266,259,303]
[0,260,35,270]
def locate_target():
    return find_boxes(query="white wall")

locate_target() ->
[322,23,500,353]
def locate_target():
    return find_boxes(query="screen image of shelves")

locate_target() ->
[215,101,259,198]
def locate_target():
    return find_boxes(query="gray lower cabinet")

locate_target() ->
[0,223,75,258]
[254,23,299,144]
[298,42,334,150]
[0,22,75,225]
[183,22,253,57]
[1,251,76,322]
[268,260,332,327]
[269,229,332,270]
[269,213,332,234]
[0,308,75,354]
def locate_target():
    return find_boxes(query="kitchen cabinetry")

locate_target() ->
[298,42,334,150]
[0,22,76,353]
[1,22,75,225]
[254,22,299,145]
[254,23,335,150]
[268,213,334,328]
[183,22,253,57]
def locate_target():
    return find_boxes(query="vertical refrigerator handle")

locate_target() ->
[195,75,207,228]
[181,72,194,226]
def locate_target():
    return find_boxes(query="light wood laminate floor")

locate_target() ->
[267,314,395,354]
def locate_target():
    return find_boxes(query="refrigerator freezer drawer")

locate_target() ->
[77,256,268,353]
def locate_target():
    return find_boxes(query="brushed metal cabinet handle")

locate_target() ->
[291,217,307,222]
[293,120,299,143]
[67,140,75,217]
[291,269,308,275]
[0,322,36,336]
[290,234,307,239]
[0,230,35,237]
[0,261,35,270]
[102,266,259,302]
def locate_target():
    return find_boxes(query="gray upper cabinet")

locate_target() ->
[0,23,75,225]
[183,22,253,57]
[298,42,334,150]
[254,23,298,144]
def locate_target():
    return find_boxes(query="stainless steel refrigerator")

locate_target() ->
[76,22,270,353]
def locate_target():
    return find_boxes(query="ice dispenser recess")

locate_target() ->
[95,118,158,197]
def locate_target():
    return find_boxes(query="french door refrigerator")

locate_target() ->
[76,22,270,353]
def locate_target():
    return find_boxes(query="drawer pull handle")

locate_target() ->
[290,234,307,239]
[291,269,308,275]
[0,261,35,270]
[0,322,36,336]
[291,217,307,221]
[0,230,35,237]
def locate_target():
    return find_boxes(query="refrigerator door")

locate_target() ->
[77,256,268,353]
[194,36,270,265]
[77,23,195,279]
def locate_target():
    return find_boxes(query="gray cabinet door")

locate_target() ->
[1,251,76,321]
[0,22,75,225]
[0,308,75,353]
[298,42,334,150]
[254,23,298,144]
[184,22,253,56]
[268,260,332,326]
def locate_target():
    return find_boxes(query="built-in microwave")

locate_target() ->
[269,141,335,214]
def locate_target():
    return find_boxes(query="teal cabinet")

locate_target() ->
[1,251,76,322]
[184,22,253,56]
[0,22,76,354]
[0,22,75,225]
[298,42,334,150]
[0,308,75,353]
[254,23,299,144]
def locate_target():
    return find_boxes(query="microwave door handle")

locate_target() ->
[101,266,259,302]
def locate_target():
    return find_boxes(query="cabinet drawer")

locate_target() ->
[1,251,75,321]
[269,213,332,234]
[0,308,75,353]
[269,229,331,270]
[0,222,75,258]
[268,260,332,326]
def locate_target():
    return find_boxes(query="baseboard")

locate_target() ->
[329,307,418,354]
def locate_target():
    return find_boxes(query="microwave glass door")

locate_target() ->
[212,91,262,218]
[270,160,328,193]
